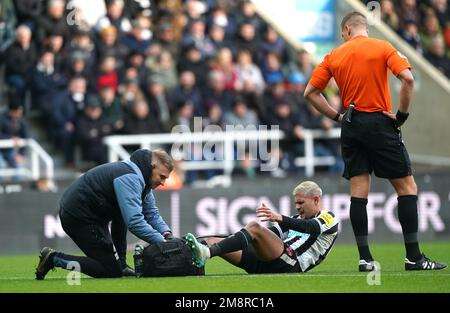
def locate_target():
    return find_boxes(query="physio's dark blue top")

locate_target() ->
[60,149,169,243]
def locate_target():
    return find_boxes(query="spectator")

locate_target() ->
[424,36,450,77]
[259,25,289,66]
[98,85,124,133]
[223,96,259,128]
[42,32,67,72]
[77,95,112,166]
[67,29,96,69]
[145,76,172,127]
[51,76,88,167]
[123,15,153,55]
[169,70,203,117]
[96,26,129,70]
[122,99,163,136]
[145,49,178,92]
[177,44,209,88]
[234,21,260,63]
[236,49,265,95]
[400,20,423,53]
[181,19,215,59]
[261,52,285,86]
[154,22,181,60]
[95,0,132,39]
[36,0,70,44]
[430,0,450,30]
[30,51,67,116]
[97,55,119,92]
[285,71,308,115]
[210,47,242,92]
[397,0,421,30]
[234,0,266,34]
[381,0,400,32]
[206,23,232,55]
[0,98,29,174]
[206,4,236,39]
[12,0,42,30]
[420,13,443,53]
[202,70,235,114]
[4,24,37,106]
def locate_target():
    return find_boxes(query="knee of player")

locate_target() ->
[245,221,264,237]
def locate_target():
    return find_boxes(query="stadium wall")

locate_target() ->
[0,174,449,255]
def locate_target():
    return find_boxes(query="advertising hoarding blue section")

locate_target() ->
[295,0,336,43]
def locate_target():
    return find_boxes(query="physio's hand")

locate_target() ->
[163,231,174,240]
[256,203,282,223]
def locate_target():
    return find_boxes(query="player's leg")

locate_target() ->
[205,237,243,266]
[186,221,284,267]
[243,221,285,261]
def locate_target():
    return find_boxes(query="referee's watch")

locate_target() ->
[332,112,341,122]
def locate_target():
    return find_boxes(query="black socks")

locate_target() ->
[209,228,253,257]
[398,195,421,261]
[350,197,373,261]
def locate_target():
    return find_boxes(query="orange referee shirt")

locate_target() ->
[310,36,411,112]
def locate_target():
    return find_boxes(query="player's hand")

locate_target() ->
[256,203,282,223]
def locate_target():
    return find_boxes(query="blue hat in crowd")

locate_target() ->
[265,72,284,85]
[288,71,306,85]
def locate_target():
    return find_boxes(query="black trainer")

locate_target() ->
[405,253,448,271]
[35,247,56,280]
[359,259,377,272]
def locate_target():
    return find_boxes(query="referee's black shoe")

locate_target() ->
[358,260,378,272]
[405,253,447,271]
[35,247,56,280]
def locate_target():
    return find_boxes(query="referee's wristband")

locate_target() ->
[396,110,409,126]
[332,112,340,122]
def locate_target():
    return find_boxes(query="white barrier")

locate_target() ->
[0,138,54,180]
[103,128,342,179]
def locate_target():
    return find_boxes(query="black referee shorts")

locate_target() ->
[341,111,412,180]
[239,243,300,274]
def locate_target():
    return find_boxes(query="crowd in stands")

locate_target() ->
[0,0,344,184]
[363,0,450,77]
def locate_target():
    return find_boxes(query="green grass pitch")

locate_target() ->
[1,242,449,293]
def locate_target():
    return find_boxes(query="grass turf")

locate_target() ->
[0,242,449,293]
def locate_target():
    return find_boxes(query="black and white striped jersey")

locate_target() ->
[270,211,339,272]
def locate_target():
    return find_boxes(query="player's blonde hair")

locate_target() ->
[292,181,322,198]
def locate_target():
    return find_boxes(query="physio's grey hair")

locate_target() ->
[292,181,322,198]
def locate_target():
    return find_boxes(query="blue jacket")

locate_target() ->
[60,149,170,243]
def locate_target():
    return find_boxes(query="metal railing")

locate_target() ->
[103,128,342,179]
[0,138,54,181]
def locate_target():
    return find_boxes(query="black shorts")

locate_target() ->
[341,111,412,180]
[239,243,300,274]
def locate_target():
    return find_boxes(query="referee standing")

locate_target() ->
[304,11,447,271]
